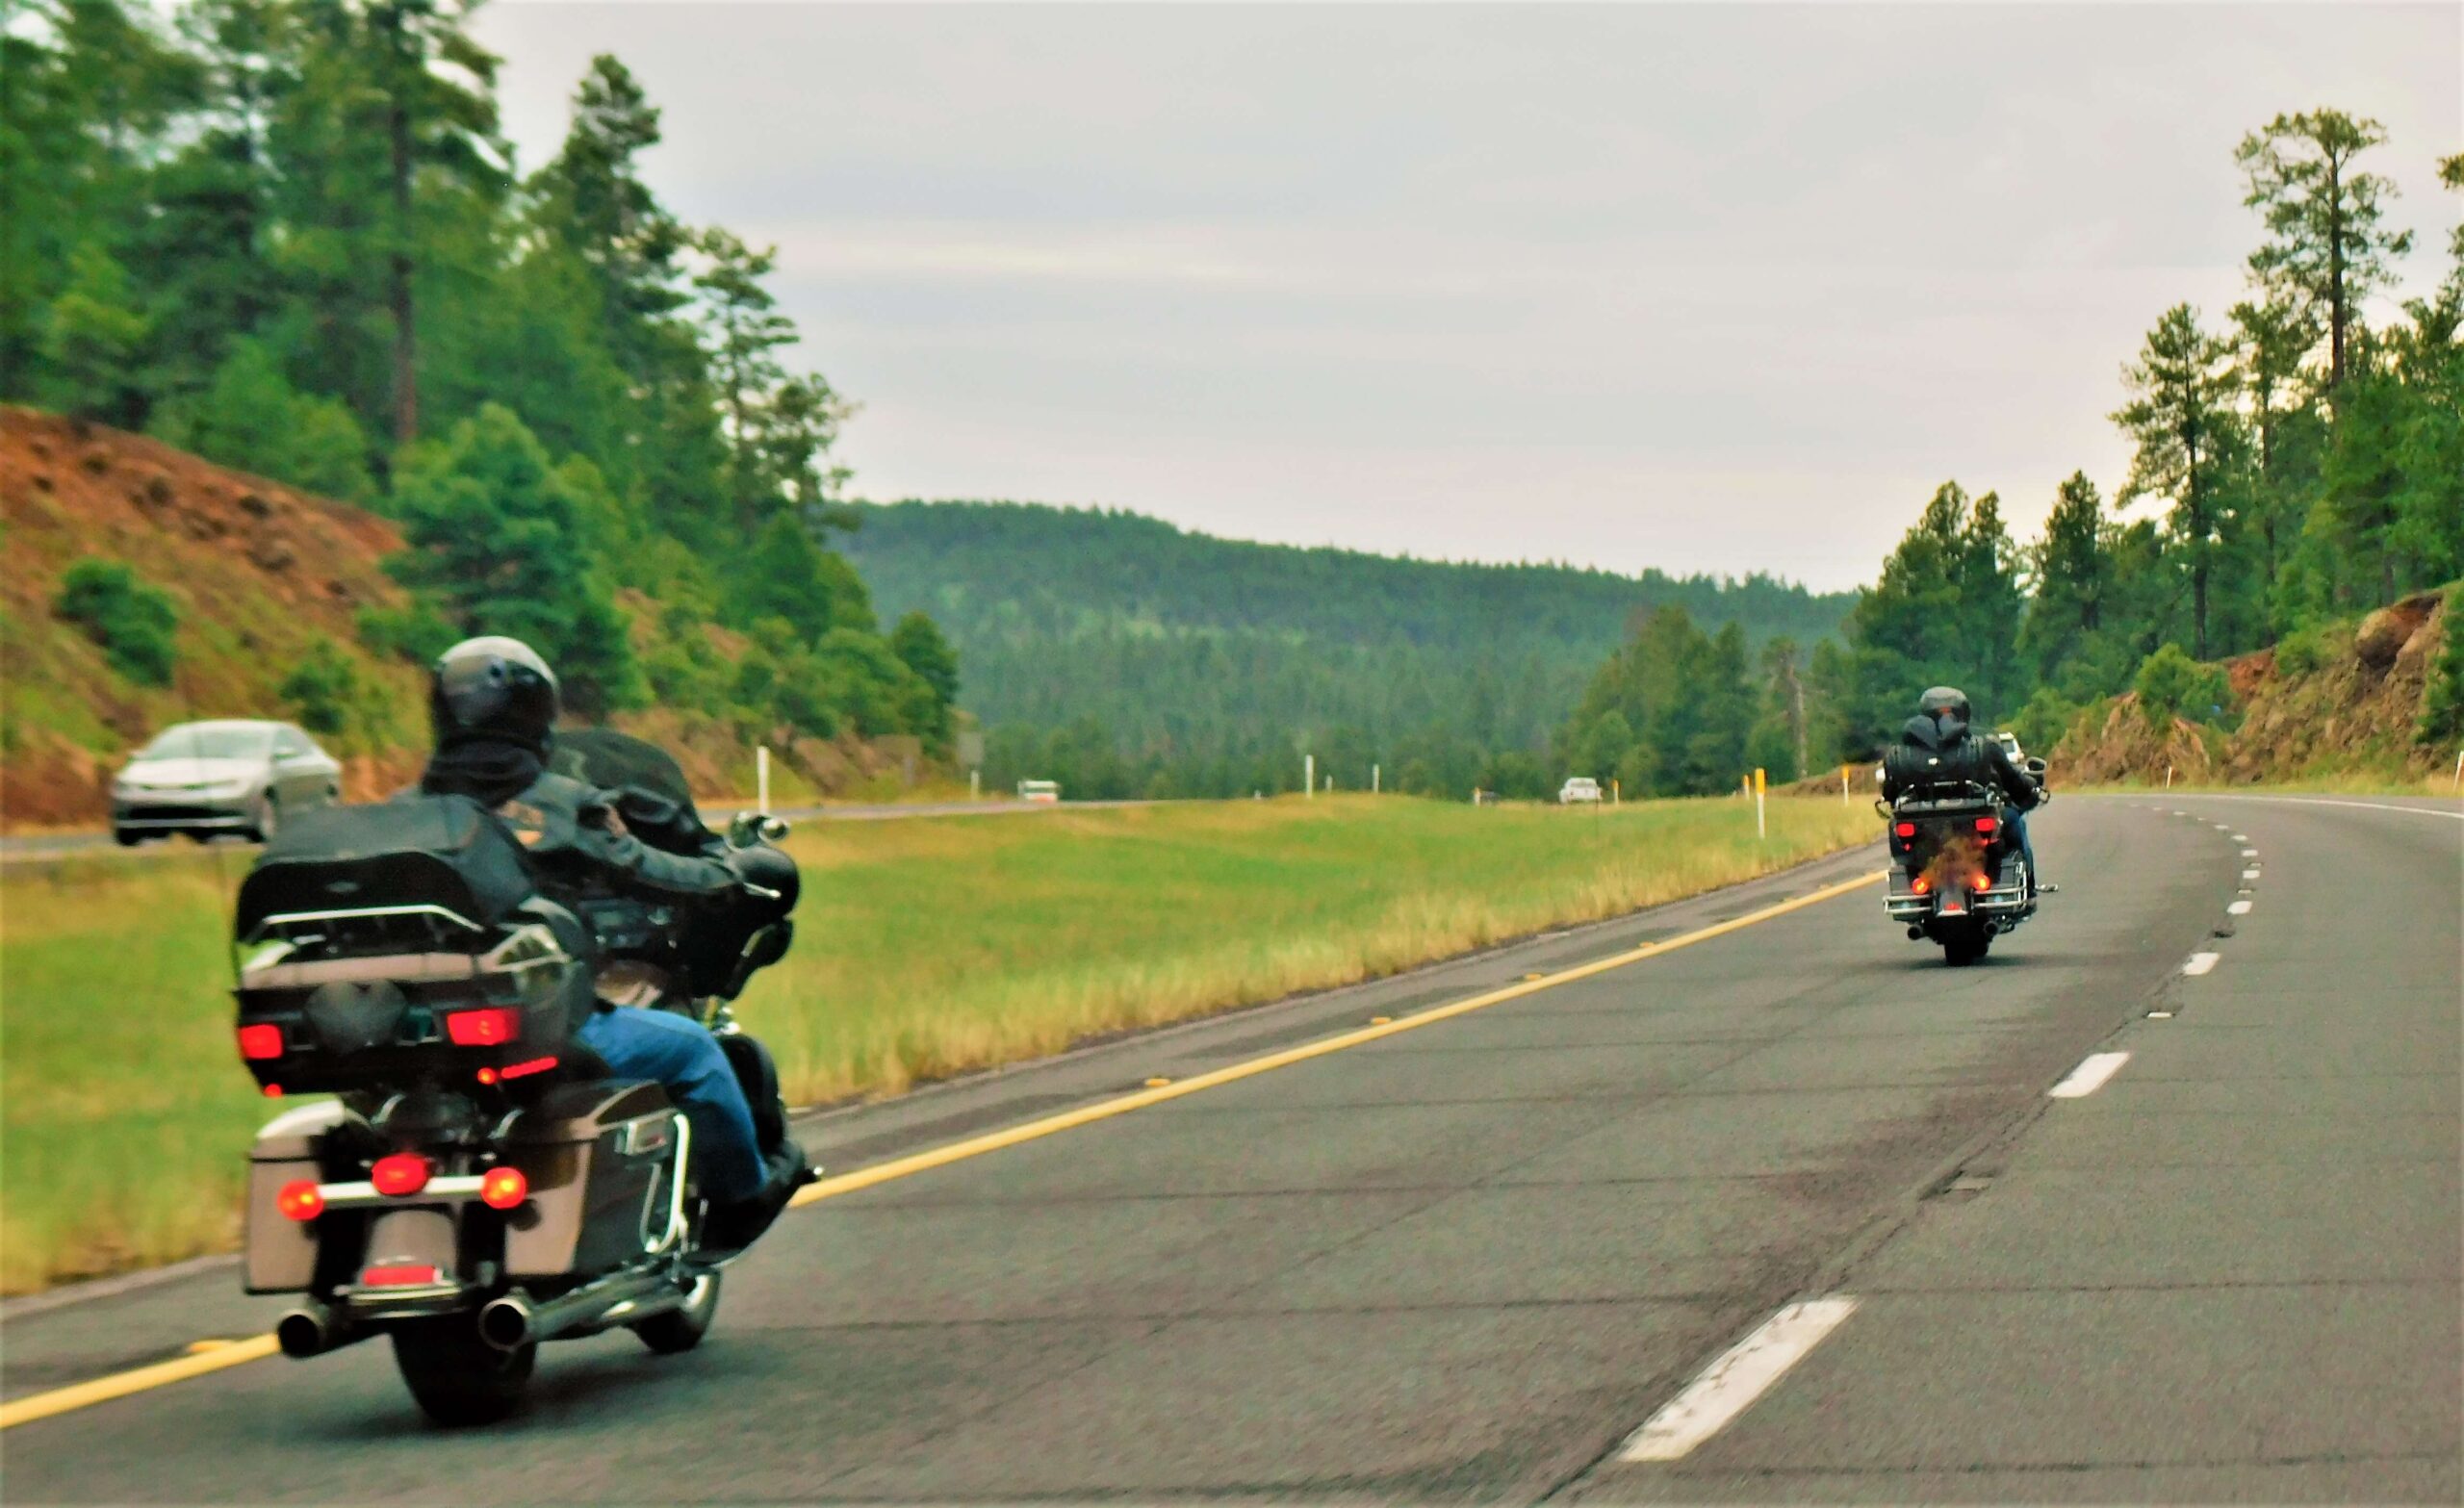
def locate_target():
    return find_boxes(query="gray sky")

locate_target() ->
[476,3,2461,592]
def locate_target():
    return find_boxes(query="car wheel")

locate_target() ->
[113,828,141,848]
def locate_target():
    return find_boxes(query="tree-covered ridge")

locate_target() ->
[846,499,1857,652]
[1564,108,2462,789]
[842,499,1855,800]
[4,0,954,759]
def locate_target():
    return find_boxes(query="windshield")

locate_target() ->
[137,725,272,761]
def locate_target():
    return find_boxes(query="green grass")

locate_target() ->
[1,794,1870,1291]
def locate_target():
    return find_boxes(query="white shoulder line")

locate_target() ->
[1617,1297,1861,1462]
[2050,1050,2131,1097]
[2192,795,2463,822]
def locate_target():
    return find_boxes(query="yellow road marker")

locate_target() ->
[0,1335,280,1429]
[2,867,1883,1432]
[1142,1076,1172,1087]
[1369,1015,1393,1025]
[181,1339,234,1355]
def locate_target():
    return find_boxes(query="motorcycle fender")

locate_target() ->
[361,1208,458,1281]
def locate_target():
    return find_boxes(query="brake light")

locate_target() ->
[498,1055,557,1081]
[370,1153,431,1196]
[479,1166,529,1210]
[236,1023,284,1061]
[276,1180,323,1220]
[1892,822,1916,839]
[445,1008,521,1047]
[360,1264,442,1288]
[1975,815,1998,834]
[1911,875,1931,894]
[1970,872,1994,892]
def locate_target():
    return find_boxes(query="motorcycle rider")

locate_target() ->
[419,635,807,1251]
[1882,686,2047,896]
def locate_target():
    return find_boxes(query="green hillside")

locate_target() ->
[842,499,1856,798]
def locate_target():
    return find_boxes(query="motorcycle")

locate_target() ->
[230,793,795,1426]
[1878,754,2050,967]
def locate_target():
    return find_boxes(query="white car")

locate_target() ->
[1558,777,1604,805]
[111,719,342,845]
[1016,780,1061,805]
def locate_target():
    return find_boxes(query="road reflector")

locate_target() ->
[1521,971,1547,981]
[1142,1077,1171,1087]
[1369,1015,1392,1024]
[182,1340,232,1355]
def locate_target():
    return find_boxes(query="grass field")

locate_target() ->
[0,794,1871,1291]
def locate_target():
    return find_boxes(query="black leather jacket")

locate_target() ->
[1880,715,2040,810]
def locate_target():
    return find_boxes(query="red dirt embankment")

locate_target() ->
[2051,592,2451,786]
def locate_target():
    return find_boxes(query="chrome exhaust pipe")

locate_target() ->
[479,1265,684,1350]
[275,1302,366,1359]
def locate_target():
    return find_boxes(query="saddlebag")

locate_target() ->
[501,1081,684,1277]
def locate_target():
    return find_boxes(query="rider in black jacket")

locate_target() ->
[420,636,808,1250]
[1881,686,2046,895]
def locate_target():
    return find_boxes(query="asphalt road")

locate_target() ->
[3,793,2456,1502]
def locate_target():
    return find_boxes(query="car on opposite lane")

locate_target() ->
[1559,777,1604,805]
[111,719,342,845]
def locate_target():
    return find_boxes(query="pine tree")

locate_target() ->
[2113,304,2244,658]
[2237,109,2411,391]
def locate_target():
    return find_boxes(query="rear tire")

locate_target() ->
[632,1269,721,1354]
[1941,929,1990,967]
[390,1316,535,1426]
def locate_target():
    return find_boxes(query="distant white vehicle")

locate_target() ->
[1558,777,1604,805]
[1016,780,1061,804]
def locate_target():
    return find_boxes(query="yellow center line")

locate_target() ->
[1,866,1884,1432]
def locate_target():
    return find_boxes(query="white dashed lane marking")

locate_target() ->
[2241,848,2259,857]
[1616,1297,1861,1462]
[2182,952,2220,976]
[2228,900,2253,915]
[2243,867,2262,881]
[2050,1051,2132,1098]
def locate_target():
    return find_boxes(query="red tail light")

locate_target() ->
[1970,871,1994,892]
[1975,815,1998,834]
[1911,875,1931,894]
[276,1180,323,1220]
[360,1264,443,1288]
[1892,822,1916,839]
[237,1023,284,1061]
[370,1153,431,1196]
[479,1166,529,1210]
[445,1008,521,1046]
[497,1055,557,1081]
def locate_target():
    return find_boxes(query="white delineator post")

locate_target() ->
[2165,764,2173,790]
[1304,753,1315,800]
[1373,763,1380,794]
[1754,767,1766,840]
[1840,763,1851,807]
[969,768,981,801]
[757,746,771,815]
[2451,748,2462,792]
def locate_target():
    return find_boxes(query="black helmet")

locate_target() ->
[1916,686,1972,724]
[430,636,558,753]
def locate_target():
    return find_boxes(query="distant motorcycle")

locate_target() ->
[230,793,796,1425]
[1878,751,2051,966]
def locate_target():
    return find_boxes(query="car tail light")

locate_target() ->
[445,1008,521,1047]
[479,1166,529,1210]
[360,1264,443,1288]
[236,1023,284,1061]
[370,1153,431,1196]
[276,1180,323,1220]
[1975,815,1998,834]
[1892,822,1916,839]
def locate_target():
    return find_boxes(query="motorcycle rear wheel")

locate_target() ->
[632,1268,722,1354]
[1941,929,1991,967]
[391,1315,535,1426]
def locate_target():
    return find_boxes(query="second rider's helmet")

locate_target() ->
[430,636,559,753]
[1916,685,1973,726]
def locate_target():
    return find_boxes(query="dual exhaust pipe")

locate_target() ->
[476,1265,687,1351]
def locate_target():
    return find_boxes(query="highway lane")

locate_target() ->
[2,794,2454,1502]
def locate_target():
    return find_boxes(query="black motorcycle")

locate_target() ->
[1878,752,2050,967]
[230,789,796,1425]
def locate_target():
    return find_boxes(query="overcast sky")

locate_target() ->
[475,3,2461,592]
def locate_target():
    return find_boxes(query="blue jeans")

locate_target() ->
[2004,807,2036,893]
[577,1007,765,1203]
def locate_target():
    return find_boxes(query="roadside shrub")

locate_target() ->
[354,599,458,664]
[2273,622,2339,678]
[2009,687,2081,754]
[277,638,362,737]
[2420,589,2464,747]
[2133,643,2233,728]
[53,559,177,686]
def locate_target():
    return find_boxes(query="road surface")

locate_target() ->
[3,793,2456,1502]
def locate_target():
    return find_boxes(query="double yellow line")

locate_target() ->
[1,867,1882,1432]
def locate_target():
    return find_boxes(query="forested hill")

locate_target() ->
[846,501,1853,652]
[842,499,1855,798]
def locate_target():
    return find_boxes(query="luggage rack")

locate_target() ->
[243,905,490,961]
